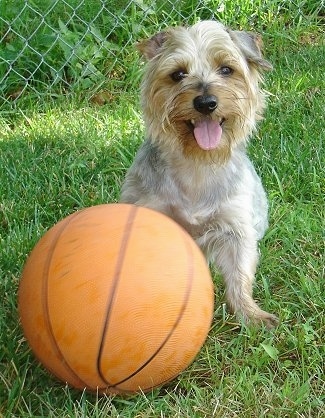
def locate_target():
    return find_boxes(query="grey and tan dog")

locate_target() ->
[120,20,278,328]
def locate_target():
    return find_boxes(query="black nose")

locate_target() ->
[193,95,218,115]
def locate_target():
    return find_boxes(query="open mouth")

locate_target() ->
[186,118,225,150]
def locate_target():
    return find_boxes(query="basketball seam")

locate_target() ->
[41,209,90,389]
[100,220,195,392]
[96,204,139,385]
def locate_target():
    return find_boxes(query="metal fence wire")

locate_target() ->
[0,1,322,108]
[0,0,220,108]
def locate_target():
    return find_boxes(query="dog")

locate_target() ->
[120,20,278,328]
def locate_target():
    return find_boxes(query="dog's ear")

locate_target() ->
[229,30,273,71]
[136,31,168,60]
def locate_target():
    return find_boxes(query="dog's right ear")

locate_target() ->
[229,30,273,71]
[136,32,168,60]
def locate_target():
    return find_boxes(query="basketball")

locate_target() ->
[18,204,214,395]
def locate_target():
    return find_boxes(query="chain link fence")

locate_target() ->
[0,0,323,109]
[0,0,214,108]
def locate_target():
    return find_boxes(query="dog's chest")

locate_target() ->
[168,161,240,217]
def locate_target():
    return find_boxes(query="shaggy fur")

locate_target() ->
[120,21,278,327]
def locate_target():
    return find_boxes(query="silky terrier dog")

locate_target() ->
[120,20,278,327]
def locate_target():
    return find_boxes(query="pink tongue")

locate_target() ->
[193,120,222,150]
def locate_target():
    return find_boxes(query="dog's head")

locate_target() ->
[137,21,272,162]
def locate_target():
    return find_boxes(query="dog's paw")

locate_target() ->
[249,309,279,329]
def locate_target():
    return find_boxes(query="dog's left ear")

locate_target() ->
[136,31,168,61]
[229,30,273,71]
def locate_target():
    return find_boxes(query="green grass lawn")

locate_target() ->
[0,3,324,417]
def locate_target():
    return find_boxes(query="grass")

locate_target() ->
[0,1,324,417]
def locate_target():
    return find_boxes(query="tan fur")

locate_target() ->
[121,21,278,328]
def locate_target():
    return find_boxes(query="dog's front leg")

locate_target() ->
[198,227,278,328]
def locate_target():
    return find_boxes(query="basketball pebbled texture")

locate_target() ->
[18,204,214,394]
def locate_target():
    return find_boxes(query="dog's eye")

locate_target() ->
[219,66,233,76]
[170,70,187,82]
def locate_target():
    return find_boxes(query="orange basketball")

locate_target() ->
[18,204,214,395]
